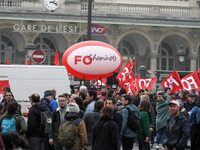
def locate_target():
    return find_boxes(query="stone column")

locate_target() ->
[190,55,198,71]
[108,24,120,48]
[150,53,158,71]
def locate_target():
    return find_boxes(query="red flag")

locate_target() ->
[181,72,200,91]
[161,70,182,94]
[4,58,8,64]
[116,60,135,86]
[26,58,31,65]
[137,77,157,91]
[54,50,59,65]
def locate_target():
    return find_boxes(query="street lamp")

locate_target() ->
[87,0,92,40]
[177,44,186,70]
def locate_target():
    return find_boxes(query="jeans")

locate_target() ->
[29,137,44,150]
[156,127,167,144]
[121,136,135,150]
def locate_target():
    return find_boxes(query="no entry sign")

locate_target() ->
[31,50,46,64]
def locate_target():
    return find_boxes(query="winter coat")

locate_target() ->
[92,118,119,150]
[164,113,190,150]
[83,111,101,145]
[65,112,89,150]
[121,103,138,138]
[156,97,170,131]
[138,111,150,138]
[112,108,123,133]
[27,104,46,138]
[49,107,68,139]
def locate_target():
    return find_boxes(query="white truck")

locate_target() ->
[0,65,71,102]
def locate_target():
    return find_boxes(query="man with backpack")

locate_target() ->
[58,102,89,150]
[121,94,139,150]
[27,93,46,150]
[49,94,69,150]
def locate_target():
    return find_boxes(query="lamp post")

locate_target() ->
[87,0,92,40]
[177,44,186,71]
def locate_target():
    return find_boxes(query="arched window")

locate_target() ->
[118,39,136,57]
[34,36,56,65]
[0,35,15,64]
[157,42,174,70]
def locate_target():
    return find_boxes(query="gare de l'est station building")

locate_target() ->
[0,0,200,84]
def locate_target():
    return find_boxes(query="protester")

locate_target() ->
[155,91,170,150]
[138,100,151,150]
[85,90,97,113]
[49,94,69,150]
[51,89,58,111]
[2,91,15,114]
[92,107,119,150]
[40,90,54,150]
[106,97,123,133]
[189,97,200,149]
[63,102,88,150]
[27,93,46,150]
[0,86,11,104]
[164,100,190,150]
[1,101,27,135]
[184,93,196,112]
[121,94,139,150]
[83,101,104,148]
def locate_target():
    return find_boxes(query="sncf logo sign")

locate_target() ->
[91,24,107,34]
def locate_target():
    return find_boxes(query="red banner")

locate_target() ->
[138,77,157,91]
[181,72,200,91]
[116,60,135,86]
[161,70,182,93]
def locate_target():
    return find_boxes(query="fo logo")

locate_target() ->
[74,55,93,65]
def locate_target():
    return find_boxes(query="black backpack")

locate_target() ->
[125,107,139,132]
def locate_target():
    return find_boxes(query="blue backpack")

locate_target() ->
[1,115,17,133]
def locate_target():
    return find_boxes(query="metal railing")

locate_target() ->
[0,1,199,19]
[0,0,22,7]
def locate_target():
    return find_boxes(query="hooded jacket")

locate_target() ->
[27,104,46,138]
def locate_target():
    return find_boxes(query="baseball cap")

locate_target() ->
[169,100,180,107]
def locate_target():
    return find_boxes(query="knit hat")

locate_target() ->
[67,103,80,113]
[44,90,53,98]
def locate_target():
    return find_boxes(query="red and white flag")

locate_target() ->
[161,70,182,93]
[137,77,157,91]
[116,60,135,86]
[181,72,200,91]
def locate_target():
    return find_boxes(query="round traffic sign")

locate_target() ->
[31,50,46,64]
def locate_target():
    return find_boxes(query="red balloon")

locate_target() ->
[62,41,122,80]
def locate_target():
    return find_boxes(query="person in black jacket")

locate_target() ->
[49,94,68,150]
[164,100,190,150]
[40,90,54,150]
[27,93,46,150]
[92,107,119,150]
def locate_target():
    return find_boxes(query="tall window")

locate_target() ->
[0,35,14,64]
[157,42,174,70]
[34,37,55,65]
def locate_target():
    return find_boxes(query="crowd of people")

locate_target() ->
[0,85,199,150]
